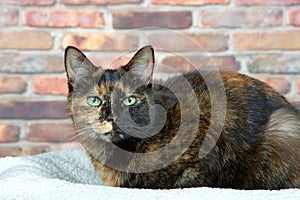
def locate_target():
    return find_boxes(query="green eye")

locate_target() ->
[123,96,137,106]
[87,96,102,107]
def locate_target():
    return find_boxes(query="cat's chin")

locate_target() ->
[104,131,125,143]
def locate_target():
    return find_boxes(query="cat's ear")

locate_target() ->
[121,45,155,84]
[64,46,102,87]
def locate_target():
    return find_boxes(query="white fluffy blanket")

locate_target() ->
[0,150,299,200]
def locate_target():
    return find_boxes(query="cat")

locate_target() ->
[64,45,300,190]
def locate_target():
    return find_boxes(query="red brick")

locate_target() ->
[0,8,18,26]
[113,11,192,29]
[289,9,300,26]
[233,31,300,51]
[152,0,228,5]
[26,10,76,28]
[27,123,75,143]
[161,55,240,72]
[0,124,20,142]
[26,10,104,28]
[0,76,27,94]
[200,8,282,28]
[33,77,68,95]
[78,11,104,28]
[53,142,84,151]
[0,31,53,50]
[0,101,68,119]
[297,78,300,94]
[62,0,87,4]
[22,145,50,156]
[62,0,142,5]
[89,53,131,69]
[0,147,22,157]
[0,0,55,5]
[256,77,291,94]
[247,54,300,74]
[235,0,300,5]
[0,54,63,74]
[148,33,228,52]
[0,146,50,157]
[62,33,139,51]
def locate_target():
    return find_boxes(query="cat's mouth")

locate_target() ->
[98,121,126,143]
[98,121,113,133]
[104,131,125,143]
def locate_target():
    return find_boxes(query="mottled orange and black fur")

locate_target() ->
[65,45,300,189]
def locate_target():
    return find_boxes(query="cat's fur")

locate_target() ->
[65,45,300,189]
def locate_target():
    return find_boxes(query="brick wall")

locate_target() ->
[0,0,300,157]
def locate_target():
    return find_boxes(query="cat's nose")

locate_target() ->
[98,115,105,122]
[98,113,114,123]
[107,113,114,122]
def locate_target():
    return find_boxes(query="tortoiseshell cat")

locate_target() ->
[65,45,300,189]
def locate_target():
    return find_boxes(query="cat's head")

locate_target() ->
[65,46,173,148]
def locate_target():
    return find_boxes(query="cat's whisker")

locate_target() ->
[64,133,78,143]
[74,127,96,141]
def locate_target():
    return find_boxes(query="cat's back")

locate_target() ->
[180,70,293,116]
[181,70,299,140]
[176,70,300,189]
[181,70,288,105]
[166,70,298,135]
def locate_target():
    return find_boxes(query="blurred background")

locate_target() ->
[0,0,300,157]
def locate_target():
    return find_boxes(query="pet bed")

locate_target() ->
[0,150,298,200]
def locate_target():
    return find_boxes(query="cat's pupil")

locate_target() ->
[123,96,137,106]
[87,96,102,107]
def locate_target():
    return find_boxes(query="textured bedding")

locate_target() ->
[0,150,299,200]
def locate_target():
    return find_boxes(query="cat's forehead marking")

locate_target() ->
[98,86,103,96]
[98,70,121,95]
[100,70,120,83]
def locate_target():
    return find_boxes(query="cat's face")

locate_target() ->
[64,46,156,145]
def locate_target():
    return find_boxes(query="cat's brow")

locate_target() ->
[98,70,121,94]
[100,70,120,83]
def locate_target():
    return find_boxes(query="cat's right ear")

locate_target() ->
[64,46,101,88]
[121,45,155,84]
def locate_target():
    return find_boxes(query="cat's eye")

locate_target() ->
[87,96,102,107]
[123,96,137,106]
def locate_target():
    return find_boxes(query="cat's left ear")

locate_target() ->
[64,46,102,88]
[121,45,155,84]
